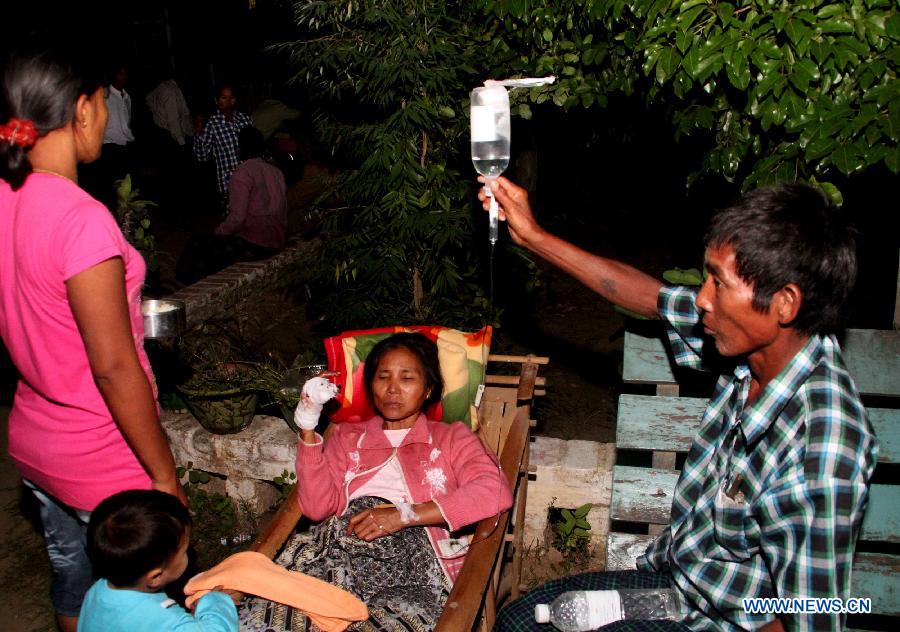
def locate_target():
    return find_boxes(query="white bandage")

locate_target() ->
[395,501,420,524]
[294,377,339,430]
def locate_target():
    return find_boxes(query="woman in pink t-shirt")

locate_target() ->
[0,50,185,632]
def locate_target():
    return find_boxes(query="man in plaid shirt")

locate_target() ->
[479,178,877,631]
[193,84,253,205]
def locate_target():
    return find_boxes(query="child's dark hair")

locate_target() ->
[364,332,443,410]
[705,184,858,336]
[0,49,103,190]
[87,490,191,588]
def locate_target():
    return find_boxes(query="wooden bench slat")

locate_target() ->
[609,465,678,524]
[622,331,677,386]
[617,398,898,464]
[860,484,900,543]
[869,408,900,464]
[616,394,705,452]
[850,552,900,616]
[622,329,900,397]
[843,329,900,398]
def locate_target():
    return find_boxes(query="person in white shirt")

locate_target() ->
[82,62,136,207]
[145,78,192,147]
[103,64,134,147]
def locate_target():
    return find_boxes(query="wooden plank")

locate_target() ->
[860,484,900,544]
[488,354,550,365]
[622,331,677,386]
[895,249,900,330]
[617,394,706,453]
[623,329,900,398]
[609,465,678,524]
[484,374,547,387]
[843,329,900,398]
[436,409,529,632]
[250,486,303,559]
[606,532,655,571]
[870,408,900,464]
[851,552,900,616]
[515,362,539,403]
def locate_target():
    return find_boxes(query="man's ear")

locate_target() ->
[144,567,165,590]
[774,283,802,325]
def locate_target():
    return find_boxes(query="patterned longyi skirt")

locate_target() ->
[239,496,451,632]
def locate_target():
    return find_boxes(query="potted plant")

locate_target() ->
[176,362,261,434]
[175,324,263,435]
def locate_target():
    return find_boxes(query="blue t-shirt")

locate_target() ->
[77,579,237,632]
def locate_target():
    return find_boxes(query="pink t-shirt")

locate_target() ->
[0,173,155,510]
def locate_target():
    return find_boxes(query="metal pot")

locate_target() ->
[141,299,186,339]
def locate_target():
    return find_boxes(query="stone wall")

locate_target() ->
[167,238,318,330]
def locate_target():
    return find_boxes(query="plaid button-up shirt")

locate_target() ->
[638,286,878,631]
[193,110,253,198]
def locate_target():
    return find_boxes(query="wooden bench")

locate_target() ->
[609,327,900,623]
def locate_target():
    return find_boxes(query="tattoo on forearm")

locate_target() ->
[603,278,617,297]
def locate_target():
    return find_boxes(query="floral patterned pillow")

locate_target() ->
[323,325,491,429]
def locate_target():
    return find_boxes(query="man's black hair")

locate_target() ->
[705,184,858,336]
[238,125,266,162]
[87,489,191,588]
[363,332,443,410]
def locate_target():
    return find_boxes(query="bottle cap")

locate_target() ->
[534,604,550,623]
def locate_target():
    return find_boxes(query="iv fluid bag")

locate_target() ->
[471,85,510,179]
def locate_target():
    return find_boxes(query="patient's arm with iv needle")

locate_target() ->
[478,175,662,319]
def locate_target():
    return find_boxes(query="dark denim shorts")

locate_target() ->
[24,480,93,617]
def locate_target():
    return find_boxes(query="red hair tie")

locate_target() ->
[0,117,39,148]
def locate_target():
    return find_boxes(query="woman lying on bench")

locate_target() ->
[240,333,513,631]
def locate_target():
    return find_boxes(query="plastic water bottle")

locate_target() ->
[534,588,684,631]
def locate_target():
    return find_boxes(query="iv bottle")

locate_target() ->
[534,588,684,631]
[470,85,510,178]
[470,84,510,243]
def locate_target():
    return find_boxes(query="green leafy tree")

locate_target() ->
[476,0,899,198]
[273,1,493,328]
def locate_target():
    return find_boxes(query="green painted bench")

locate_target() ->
[609,328,900,621]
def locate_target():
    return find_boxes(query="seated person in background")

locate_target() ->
[239,333,513,632]
[482,178,878,631]
[214,126,287,251]
[79,489,238,632]
[175,127,287,285]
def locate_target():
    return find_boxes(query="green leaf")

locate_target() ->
[542,27,553,42]
[832,143,864,175]
[815,180,844,206]
[656,48,681,84]
[789,59,821,92]
[574,503,592,518]
[819,18,854,34]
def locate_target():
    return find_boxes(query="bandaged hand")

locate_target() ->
[294,377,339,430]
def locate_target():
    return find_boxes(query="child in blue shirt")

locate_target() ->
[78,490,237,632]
